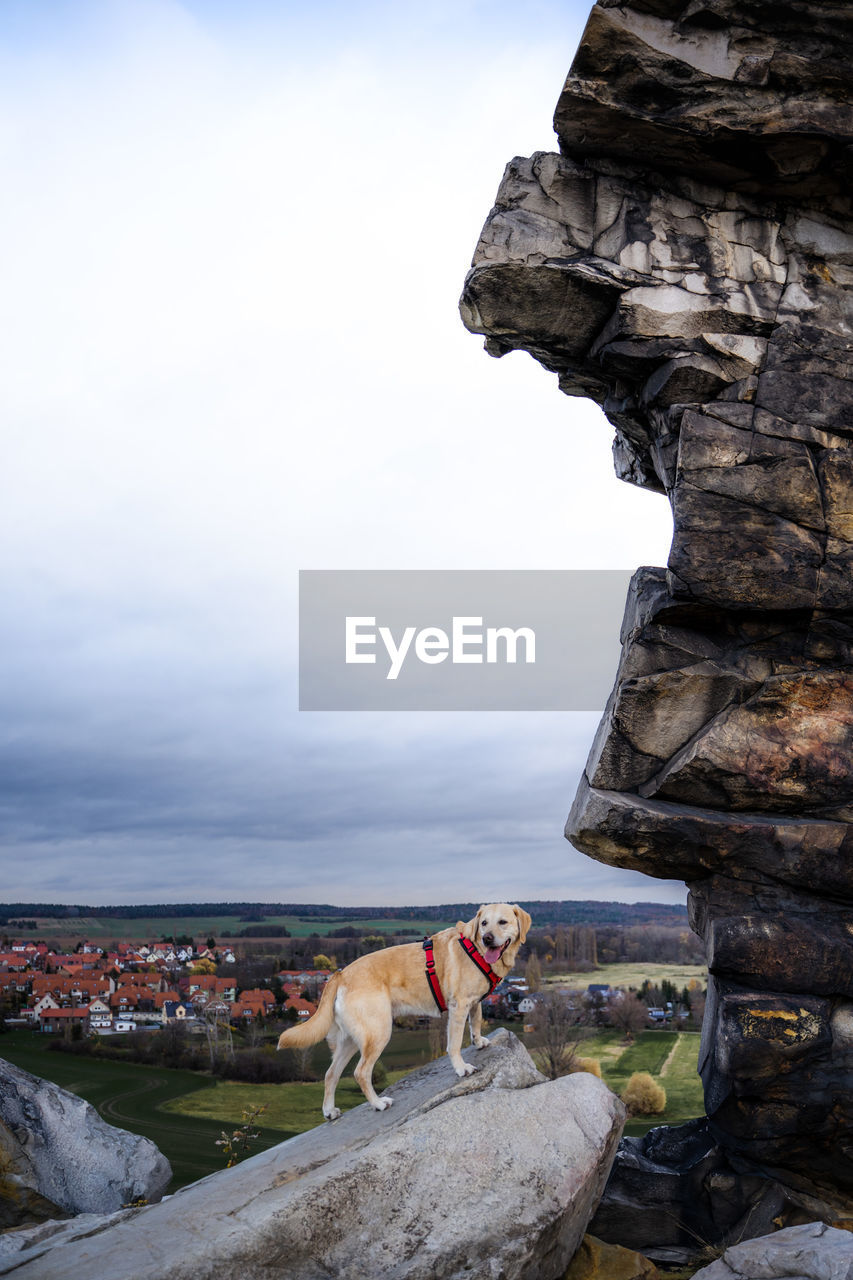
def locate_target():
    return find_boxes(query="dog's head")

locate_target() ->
[457,903,532,969]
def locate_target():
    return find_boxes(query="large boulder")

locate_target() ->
[691,1222,853,1280]
[0,1030,625,1280]
[0,1056,171,1227]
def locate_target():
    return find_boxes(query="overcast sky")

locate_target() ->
[0,0,680,908]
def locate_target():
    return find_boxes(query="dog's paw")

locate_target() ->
[454,1062,477,1077]
[372,1096,394,1111]
[474,1036,489,1050]
[324,1107,342,1121]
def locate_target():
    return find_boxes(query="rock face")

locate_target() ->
[0,1031,625,1280]
[588,1119,804,1266]
[0,1056,171,1228]
[691,1222,853,1280]
[461,0,853,1213]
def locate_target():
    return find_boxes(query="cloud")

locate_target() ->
[0,0,680,908]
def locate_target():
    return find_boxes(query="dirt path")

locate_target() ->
[659,1033,681,1077]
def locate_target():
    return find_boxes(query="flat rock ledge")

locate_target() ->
[0,1056,170,1228]
[0,1031,625,1280]
[692,1222,853,1280]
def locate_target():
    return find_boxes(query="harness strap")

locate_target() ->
[458,936,501,993]
[422,937,447,1013]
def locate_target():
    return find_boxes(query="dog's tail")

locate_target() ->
[277,971,341,1050]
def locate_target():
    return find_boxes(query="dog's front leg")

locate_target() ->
[447,998,476,1076]
[468,1000,489,1050]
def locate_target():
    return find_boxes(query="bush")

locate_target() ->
[621,1071,666,1116]
[572,1057,602,1078]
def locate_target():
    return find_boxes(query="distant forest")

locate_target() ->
[0,899,688,928]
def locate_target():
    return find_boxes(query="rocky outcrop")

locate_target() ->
[0,1056,171,1228]
[587,1119,810,1266]
[461,0,853,1217]
[0,1031,625,1280]
[691,1222,853,1280]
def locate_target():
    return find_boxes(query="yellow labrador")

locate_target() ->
[277,903,531,1118]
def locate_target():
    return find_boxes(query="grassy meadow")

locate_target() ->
[548,962,707,991]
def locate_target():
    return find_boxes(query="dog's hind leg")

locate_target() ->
[350,999,394,1111]
[323,1025,356,1121]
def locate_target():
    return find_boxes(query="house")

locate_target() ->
[283,997,317,1020]
[517,996,538,1015]
[33,994,60,1017]
[88,997,112,1031]
[162,1001,191,1022]
[586,984,615,1001]
[37,1007,90,1034]
[237,988,276,1014]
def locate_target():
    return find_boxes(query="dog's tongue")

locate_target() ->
[484,946,502,965]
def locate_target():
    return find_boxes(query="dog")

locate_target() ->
[276,903,531,1119]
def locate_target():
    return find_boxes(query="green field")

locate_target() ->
[591,1030,704,1136]
[22,915,456,945]
[0,1032,293,1190]
[172,1028,705,1141]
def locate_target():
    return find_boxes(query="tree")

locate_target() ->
[313,954,335,971]
[608,991,649,1042]
[191,958,216,975]
[525,953,542,992]
[622,1072,666,1116]
[532,990,590,1079]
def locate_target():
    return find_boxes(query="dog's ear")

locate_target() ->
[512,905,532,944]
[459,908,482,941]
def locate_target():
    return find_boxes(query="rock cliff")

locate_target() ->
[461,0,853,1212]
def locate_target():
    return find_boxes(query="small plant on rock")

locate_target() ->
[216,1104,267,1168]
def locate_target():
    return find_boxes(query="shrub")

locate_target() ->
[572,1057,602,1078]
[621,1071,666,1115]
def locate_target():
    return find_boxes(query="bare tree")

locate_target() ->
[525,953,542,992]
[203,999,234,1069]
[532,990,590,1079]
[608,991,649,1042]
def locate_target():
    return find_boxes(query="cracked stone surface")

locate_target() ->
[461,0,853,1217]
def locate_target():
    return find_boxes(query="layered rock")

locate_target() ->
[0,1057,171,1228]
[461,0,853,1213]
[0,1032,625,1280]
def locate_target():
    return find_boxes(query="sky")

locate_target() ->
[0,0,680,908]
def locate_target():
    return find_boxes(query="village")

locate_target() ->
[0,937,332,1037]
[0,933,698,1044]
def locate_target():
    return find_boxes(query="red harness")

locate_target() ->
[422,936,502,1014]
